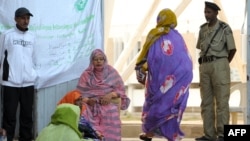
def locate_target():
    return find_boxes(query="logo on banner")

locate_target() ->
[75,0,88,11]
[224,125,250,139]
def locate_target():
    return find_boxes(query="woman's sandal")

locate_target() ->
[94,130,104,140]
[139,133,152,141]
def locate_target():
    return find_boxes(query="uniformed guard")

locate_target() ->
[195,1,236,141]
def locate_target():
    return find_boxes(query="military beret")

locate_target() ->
[205,1,221,11]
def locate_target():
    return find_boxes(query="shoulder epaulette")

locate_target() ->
[219,20,233,35]
[200,23,207,28]
[219,21,228,29]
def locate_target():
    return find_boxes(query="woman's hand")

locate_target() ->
[0,128,6,136]
[82,98,89,103]
[99,93,114,105]
[136,68,146,85]
[86,98,97,106]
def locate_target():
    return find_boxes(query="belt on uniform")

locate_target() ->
[198,56,225,64]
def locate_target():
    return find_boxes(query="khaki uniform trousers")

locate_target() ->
[199,58,230,139]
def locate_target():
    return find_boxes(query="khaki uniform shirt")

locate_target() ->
[196,20,236,57]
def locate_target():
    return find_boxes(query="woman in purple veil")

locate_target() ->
[135,8,193,141]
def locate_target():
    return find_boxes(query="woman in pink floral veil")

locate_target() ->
[77,49,130,141]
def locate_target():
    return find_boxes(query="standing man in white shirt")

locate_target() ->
[0,7,37,141]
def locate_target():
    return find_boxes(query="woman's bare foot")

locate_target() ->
[95,131,104,140]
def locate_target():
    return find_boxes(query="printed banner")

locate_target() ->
[0,0,103,88]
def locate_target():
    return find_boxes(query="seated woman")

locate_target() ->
[57,89,102,140]
[35,103,93,141]
[76,49,130,141]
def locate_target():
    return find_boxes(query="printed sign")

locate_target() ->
[0,0,103,88]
